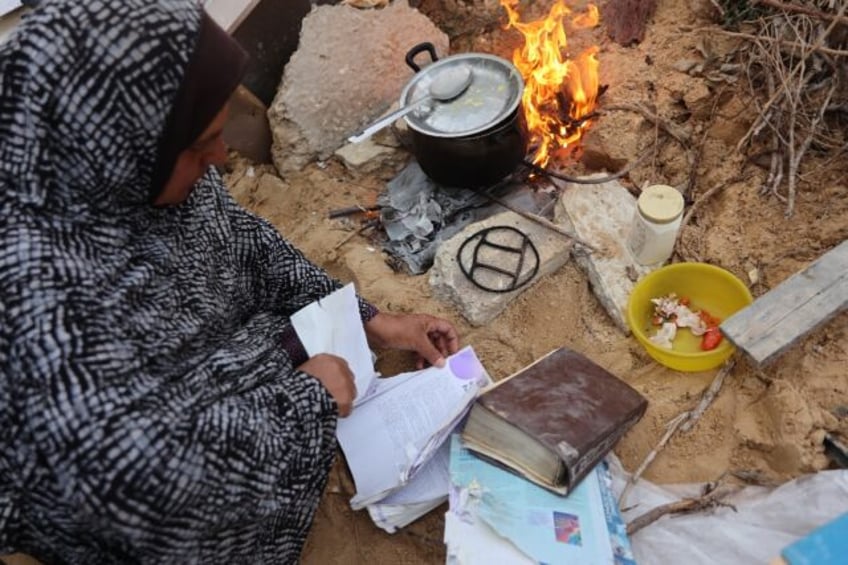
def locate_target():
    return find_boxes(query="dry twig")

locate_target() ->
[787,79,837,214]
[619,359,737,506]
[332,219,378,251]
[680,175,751,229]
[737,1,847,151]
[727,0,847,216]
[681,359,736,432]
[709,29,848,58]
[604,102,693,149]
[619,412,688,507]
[752,0,848,25]
[476,190,596,252]
[626,483,740,536]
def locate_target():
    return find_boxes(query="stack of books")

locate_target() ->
[445,346,647,563]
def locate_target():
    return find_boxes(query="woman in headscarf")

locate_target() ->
[0,1,459,563]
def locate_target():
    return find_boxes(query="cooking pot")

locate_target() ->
[399,43,528,188]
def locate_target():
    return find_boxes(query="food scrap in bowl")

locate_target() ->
[648,293,723,351]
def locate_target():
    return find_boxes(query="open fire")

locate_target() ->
[500,0,601,168]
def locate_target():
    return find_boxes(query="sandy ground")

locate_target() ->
[221,0,848,562]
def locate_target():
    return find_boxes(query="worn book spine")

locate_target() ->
[460,438,570,495]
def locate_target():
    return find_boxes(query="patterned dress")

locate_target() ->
[0,1,373,562]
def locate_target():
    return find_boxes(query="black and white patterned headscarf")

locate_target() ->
[0,1,372,562]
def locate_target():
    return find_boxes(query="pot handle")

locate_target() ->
[405,42,439,73]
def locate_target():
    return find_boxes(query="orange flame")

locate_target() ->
[500,0,600,167]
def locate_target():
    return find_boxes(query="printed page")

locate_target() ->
[365,442,453,533]
[449,435,615,565]
[338,347,490,509]
[376,439,451,506]
[368,498,446,534]
[445,512,535,565]
[290,283,378,404]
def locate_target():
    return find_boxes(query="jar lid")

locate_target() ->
[637,185,684,224]
[400,53,524,138]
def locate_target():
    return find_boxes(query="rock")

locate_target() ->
[554,175,655,334]
[224,86,272,163]
[688,0,722,22]
[429,211,572,326]
[673,59,701,74]
[710,94,752,147]
[334,140,397,172]
[254,173,289,206]
[682,80,713,120]
[602,0,658,46]
[268,1,448,175]
[227,164,260,203]
[579,111,644,173]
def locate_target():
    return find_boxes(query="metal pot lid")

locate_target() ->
[400,52,524,138]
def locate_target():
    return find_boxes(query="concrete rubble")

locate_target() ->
[554,175,654,334]
[268,0,448,175]
[430,211,573,327]
[334,137,397,172]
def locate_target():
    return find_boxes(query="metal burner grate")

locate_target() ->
[457,226,539,293]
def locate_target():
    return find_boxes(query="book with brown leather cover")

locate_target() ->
[462,347,648,494]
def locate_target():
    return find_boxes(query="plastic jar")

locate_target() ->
[627,185,685,265]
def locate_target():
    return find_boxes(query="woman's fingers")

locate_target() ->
[365,311,461,369]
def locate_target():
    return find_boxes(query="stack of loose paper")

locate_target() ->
[291,284,491,533]
[445,435,636,565]
[365,440,452,531]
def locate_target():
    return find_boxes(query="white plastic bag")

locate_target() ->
[607,457,848,564]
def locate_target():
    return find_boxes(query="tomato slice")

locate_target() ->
[699,309,720,328]
[701,327,723,351]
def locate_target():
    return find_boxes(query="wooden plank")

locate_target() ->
[0,0,22,19]
[0,4,24,45]
[203,0,261,33]
[230,0,312,105]
[2,1,259,44]
[721,239,848,366]
[0,554,44,565]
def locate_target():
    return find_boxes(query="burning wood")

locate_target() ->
[500,0,602,168]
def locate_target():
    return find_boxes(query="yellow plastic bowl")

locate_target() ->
[626,263,753,372]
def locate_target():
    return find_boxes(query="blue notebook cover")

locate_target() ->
[781,512,848,565]
[449,434,636,565]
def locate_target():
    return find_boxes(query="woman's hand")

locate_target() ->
[298,353,356,417]
[364,312,460,369]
